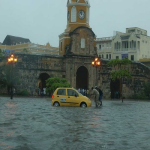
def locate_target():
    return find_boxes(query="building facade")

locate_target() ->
[0,35,59,56]
[97,27,150,61]
[1,1,150,99]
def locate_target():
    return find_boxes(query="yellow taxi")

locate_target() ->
[51,88,91,107]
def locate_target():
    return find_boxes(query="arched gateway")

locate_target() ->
[38,73,50,91]
[76,66,89,89]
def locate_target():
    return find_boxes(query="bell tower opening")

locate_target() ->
[76,66,89,89]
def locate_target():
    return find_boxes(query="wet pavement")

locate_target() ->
[0,97,150,150]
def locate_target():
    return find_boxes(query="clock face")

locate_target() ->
[67,11,70,20]
[78,10,85,19]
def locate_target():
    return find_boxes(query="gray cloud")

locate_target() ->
[0,0,150,47]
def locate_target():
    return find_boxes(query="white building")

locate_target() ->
[96,27,150,61]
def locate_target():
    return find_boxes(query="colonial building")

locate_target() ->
[0,0,150,99]
[0,0,98,94]
[97,27,150,61]
[0,35,59,55]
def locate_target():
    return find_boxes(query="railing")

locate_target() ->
[114,48,139,51]
[96,36,114,41]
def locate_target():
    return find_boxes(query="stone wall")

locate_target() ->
[98,60,150,99]
[1,54,150,98]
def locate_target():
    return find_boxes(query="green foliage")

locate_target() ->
[17,90,30,96]
[107,58,132,67]
[0,64,20,90]
[130,92,148,100]
[107,58,132,81]
[111,69,132,81]
[46,77,70,93]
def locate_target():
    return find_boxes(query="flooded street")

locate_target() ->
[0,97,150,150]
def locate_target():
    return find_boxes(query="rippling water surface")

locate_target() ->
[0,97,150,150]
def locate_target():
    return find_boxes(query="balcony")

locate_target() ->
[96,36,114,41]
[114,48,139,51]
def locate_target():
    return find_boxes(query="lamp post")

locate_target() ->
[7,54,18,99]
[91,57,101,86]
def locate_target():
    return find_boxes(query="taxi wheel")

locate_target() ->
[53,102,60,107]
[80,103,87,108]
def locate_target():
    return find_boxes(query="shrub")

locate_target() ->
[130,92,148,100]
[17,90,30,96]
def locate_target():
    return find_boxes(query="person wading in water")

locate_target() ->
[90,87,101,107]
[95,86,103,106]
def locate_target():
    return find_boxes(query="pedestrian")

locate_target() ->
[78,88,80,93]
[13,88,16,95]
[82,89,85,95]
[87,89,89,97]
[90,87,100,107]
[43,88,46,95]
[95,86,103,106]
[10,87,13,99]
[84,89,87,96]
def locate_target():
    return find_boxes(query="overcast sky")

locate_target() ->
[0,0,150,47]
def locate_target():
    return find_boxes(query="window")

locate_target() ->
[116,56,119,59]
[57,89,66,96]
[106,54,108,59]
[71,6,77,22]
[131,55,134,61]
[109,54,111,59]
[67,89,78,97]
[102,54,103,58]
[81,38,85,48]
[99,45,101,50]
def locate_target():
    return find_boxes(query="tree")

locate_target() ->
[0,64,20,94]
[46,77,70,95]
[107,58,132,102]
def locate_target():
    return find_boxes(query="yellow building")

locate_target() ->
[59,0,96,56]
[0,35,59,55]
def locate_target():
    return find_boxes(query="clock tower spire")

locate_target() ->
[59,0,96,56]
[66,0,90,32]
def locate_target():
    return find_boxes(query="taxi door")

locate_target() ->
[67,89,80,106]
[56,89,70,106]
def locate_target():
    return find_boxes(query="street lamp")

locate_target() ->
[7,54,18,99]
[91,57,101,86]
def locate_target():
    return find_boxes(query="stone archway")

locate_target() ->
[110,79,122,99]
[76,66,89,89]
[38,73,50,93]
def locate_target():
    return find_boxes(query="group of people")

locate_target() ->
[90,86,103,107]
[77,88,89,97]
[77,86,103,107]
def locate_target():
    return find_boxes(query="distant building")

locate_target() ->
[2,35,31,46]
[96,27,150,61]
[0,35,59,55]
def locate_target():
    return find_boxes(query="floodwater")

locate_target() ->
[0,97,150,150]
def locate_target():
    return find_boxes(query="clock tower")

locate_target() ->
[59,0,96,56]
[66,0,90,32]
